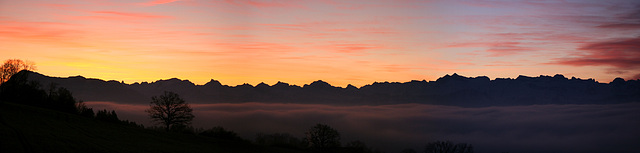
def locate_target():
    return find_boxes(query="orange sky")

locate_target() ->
[1,0,639,87]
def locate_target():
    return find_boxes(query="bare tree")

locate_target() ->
[1,59,36,84]
[345,140,373,153]
[306,123,341,152]
[145,91,194,131]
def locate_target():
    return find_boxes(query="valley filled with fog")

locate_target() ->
[86,101,640,153]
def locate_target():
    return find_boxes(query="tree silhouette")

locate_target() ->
[344,140,373,153]
[199,126,240,140]
[0,70,80,114]
[145,91,194,131]
[1,59,36,84]
[46,84,77,113]
[424,141,473,153]
[76,101,95,118]
[96,109,119,122]
[0,70,45,104]
[255,133,305,149]
[305,123,341,152]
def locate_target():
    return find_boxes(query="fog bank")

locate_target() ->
[86,102,640,153]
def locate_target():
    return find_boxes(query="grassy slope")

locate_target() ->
[0,102,304,153]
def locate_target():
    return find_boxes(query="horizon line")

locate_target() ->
[22,70,634,88]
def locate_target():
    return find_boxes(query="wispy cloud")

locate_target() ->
[55,10,173,24]
[485,42,533,57]
[597,23,640,29]
[378,64,428,73]
[446,41,534,57]
[259,23,309,32]
[595,6,640,30]
[551,37,640,69]
[0,20,84,45]
[211,42,298,55]
[326,43,386,54]
[549,36,640,79]
[321,0,428,10]
[223,0,306,9]
[139,0,180,6]
[91,11,172,19]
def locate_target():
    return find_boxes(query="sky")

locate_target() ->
[1,0,639,87]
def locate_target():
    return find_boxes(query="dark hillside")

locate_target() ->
[0,102,304,153]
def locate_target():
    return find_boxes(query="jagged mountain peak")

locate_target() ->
[553,74,566,79]
[274,81,290,86]
[204,79,223,87]
[304,80,333,88]
[516,75,532,79]
[438,75,491,82]
[345,84,358,90]
[256,82,270,88]
[144,78,197,89]
[234,83,254,88]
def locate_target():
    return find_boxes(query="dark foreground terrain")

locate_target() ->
[0,101,303,153]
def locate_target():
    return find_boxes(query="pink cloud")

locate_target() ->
[259,23,309,32]
[223,0,306,9]
[60,11,173,22]
[485,42,533,57]
[91,11,172,19]
[258,21,342,32]
[446,41,533,57]
[40,3,78,10]
[350,27,401,35]
[322,0,427,10]
[139,0,180,6]
[483,61,522,67]
[315,43,388,55]
[330,43,385,54]
[596,23,640,29]
[379,64,426,73]
[0,20,84,45]
[551,36,640,69]
[198,42,298,57]
[233,42,295,52]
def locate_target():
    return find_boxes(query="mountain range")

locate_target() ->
[23,71,640,107]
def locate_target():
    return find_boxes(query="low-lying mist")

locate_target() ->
[86,102,640,153]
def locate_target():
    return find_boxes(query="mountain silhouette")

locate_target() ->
[23,71,640,107]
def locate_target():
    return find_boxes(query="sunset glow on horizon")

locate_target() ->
[2,0,639,87]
